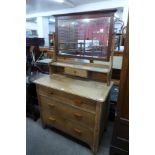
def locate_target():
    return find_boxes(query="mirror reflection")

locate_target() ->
[58,16,111,59]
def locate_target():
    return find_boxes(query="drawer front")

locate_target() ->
[39,95,95,129]
[64,67,88,78]
[37,85,96,113]
[43,112,93,145]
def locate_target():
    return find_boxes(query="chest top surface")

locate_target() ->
[34,74,113,102]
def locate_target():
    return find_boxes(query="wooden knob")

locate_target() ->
[73,112,82,119]
[48,103,55,108]
[73,128,82,135]
[49,117,56,122]
[49,92,54,95]
[75,100,82,105]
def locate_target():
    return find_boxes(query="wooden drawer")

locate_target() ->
[39,95,95,129]
[43,112,93,145]
[64,67,88,78]
[37,85,96,113]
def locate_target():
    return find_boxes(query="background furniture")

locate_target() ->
[26,37,47,121]
[26,38,46,77]
[36,58,52,74]
[109,85,119,121]
[39,47,54,58]
[26,73,46,121]
[49,33,55,49]
[110,19,129,155]
[26,82,39,121]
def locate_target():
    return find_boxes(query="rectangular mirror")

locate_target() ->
[54,9,117,61]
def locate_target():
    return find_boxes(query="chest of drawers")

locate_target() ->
[34,74,112,155]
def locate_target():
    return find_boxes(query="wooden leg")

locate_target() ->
[91,145,98,155]
[41,120,47,129]
[92,151,97,155]
[42,123,47,129]
[92,152,96,155]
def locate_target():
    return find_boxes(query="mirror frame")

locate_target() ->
[53,9,117,62]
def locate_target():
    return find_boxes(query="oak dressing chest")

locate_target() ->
[34,9,116,155]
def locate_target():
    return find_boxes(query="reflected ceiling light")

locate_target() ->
[49,18,55,22]
[54,0,64,3]
[83,19,90,22]
[115,13,119,18]
[71,22,75,25]
[100,29,104,32]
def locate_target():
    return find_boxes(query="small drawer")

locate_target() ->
[39,95,95,129]
[43,113,93,145]
[36,85,96,113]
[64,67,88,78]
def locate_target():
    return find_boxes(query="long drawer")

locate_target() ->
[39,95,95,130]
[42,112,93,145]
[37,85,96,113]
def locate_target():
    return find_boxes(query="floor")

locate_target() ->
[26,118,114,155]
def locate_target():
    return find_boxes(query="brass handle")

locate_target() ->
[48,103,55,108]
[49,117,56,122]
[73,128,82,135]
[73,112,82,119]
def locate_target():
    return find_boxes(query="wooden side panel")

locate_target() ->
[36,85,47,128]
[92,95,110,155]
[89,72,107,82]
[92,102,102,155]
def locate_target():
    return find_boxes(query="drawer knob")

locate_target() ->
[73,128,82,135]
[73,112,82,119]
[75,100,83,105]
[49,92,54,95]
[48,103,55,108]
[49,117,56,122]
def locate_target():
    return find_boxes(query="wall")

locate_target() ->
[26,21,54,32]
[26,0,128,25]
[113,56,123,69]
[49,23,55,33]
[26,20,54,46]
[36,17,49,46]
[26,22,37,30]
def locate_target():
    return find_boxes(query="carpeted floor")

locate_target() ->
[26,118,114,155]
